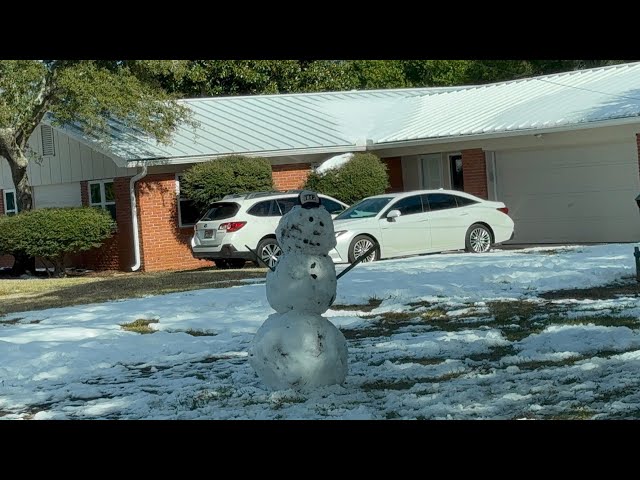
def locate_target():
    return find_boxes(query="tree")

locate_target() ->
[180,155,274,210]
[304,153,389,205]
[0,207,116,277]
[0,60,192,213]
[0,60,192,274]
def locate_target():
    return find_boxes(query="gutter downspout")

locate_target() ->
[129,165,148,271]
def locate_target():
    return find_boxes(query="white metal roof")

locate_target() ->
[55,62,640,163]
[372,62,640,144]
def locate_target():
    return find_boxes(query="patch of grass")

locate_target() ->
[466,346,518,363]
[120,318,159,334]
[541,278,640,301]
[0,268,267,316]
[332,297,383,312]
[562,315,639,329]
[394,357,445,366]
[515,357,582,370]
[361,371,466,391]
[0,317,24,325]
[407,300,433,309]
[170,329,217,337]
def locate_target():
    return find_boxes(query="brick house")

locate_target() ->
[2,62,640,272]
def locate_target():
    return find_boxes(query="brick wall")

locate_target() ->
[461,148,488,199]
[272,163,311,190]
[137,173,214,272]
[382,157,404,193]
[78,178,133,271]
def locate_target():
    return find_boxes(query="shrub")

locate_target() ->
[181,155,274,210]
[0,207,115,276]
[304,152,389,205]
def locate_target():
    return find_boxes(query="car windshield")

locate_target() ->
[334,197,393,220]
[201,202,239,221]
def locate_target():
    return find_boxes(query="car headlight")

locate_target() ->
[335,230,348,238]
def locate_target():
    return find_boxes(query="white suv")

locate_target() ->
[190,191,349,269]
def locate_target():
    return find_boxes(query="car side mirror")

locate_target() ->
[386,209,401,222]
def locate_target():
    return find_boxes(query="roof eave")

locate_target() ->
[125,144,367,166]
[369,116,640,150]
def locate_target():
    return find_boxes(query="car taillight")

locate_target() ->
[497,207,509,215]
[219,221,247,233]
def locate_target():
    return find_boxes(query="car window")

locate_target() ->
[276,197,298,216]
[247,200,280,217]
[425,193,458,211]
[454,195,478,207]
[385,195,424,216]
[321,197,346,215]
[335,197,393,220]
[201,202,240,221]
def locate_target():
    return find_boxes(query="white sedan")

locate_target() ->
[329,189,515,264]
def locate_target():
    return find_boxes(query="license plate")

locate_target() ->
[203,229,214,239]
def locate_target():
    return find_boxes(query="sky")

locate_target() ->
[1,243,640,419]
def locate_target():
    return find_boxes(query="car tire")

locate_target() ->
[257,238,282,270]
[348,235,378,264]
[465,223,492,253]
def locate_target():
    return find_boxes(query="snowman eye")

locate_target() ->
[309,217,314,222]
[319,221,324,227]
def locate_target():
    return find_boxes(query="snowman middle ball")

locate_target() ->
[266,253,337,314]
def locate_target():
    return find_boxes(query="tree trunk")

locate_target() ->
[10,252,36,277]
[0,133,35,275]
[0,133,33,212]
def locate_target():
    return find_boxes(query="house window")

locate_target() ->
[41,125,56,156]
[89,180,116,220]
[176,174,201,227]
[3,189,18,216]
[450,154,464,191]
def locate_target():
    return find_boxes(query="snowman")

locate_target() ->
[249,191,348,390]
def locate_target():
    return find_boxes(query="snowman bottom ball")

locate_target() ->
[249,311,348,391]
[266,253,336,314]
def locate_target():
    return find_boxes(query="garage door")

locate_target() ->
[495,142,640,243]
[33,182,82,209]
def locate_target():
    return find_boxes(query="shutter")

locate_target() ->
[41,125,55,156]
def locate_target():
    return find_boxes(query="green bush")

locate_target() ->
[304,152,389,205]
[181,155,274,210]
[0,207,115,276]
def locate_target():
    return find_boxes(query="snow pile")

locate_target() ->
[315,153,353,175]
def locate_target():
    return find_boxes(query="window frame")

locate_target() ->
[3,189,18,215]
[382,194,425,218]
[88,179,116,220]
[175,174,201,228]
[424,192,458,212]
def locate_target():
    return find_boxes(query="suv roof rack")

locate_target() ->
[222,190,306,200]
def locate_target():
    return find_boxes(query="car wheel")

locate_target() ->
[257,238,282,269]
[465,223,492,253]
[348,235,378,263]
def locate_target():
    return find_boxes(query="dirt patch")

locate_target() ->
[541,277,639,300]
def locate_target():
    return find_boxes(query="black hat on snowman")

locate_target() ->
[298,190,321,209]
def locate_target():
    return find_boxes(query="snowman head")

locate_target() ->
[276,191,337,255]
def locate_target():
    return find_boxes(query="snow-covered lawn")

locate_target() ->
[2,244,640,420]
